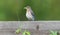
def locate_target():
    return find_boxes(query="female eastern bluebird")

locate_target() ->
[24,6,35,21]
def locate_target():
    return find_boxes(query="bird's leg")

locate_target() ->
[28,18,32,21]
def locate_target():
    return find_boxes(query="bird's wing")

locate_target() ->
[30,10,35,18]
[31,11,35,21]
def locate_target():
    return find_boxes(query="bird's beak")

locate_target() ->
[24,7,26,9]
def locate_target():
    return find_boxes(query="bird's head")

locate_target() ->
[24,6,31,10]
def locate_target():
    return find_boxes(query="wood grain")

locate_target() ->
[0,21,60,35]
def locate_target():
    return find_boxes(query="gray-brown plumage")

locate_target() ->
[24,6,35,21]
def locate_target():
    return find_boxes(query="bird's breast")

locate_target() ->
[26,11,33,18]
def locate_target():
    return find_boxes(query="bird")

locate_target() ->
[24,6,35,21]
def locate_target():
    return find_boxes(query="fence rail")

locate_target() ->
[0,21,60,35]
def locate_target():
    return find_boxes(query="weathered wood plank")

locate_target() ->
[0,21,60,30]
[0,21,60,35]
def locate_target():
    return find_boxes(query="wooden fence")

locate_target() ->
[0,21,60,35]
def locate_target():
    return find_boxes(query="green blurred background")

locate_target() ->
[0,0,60,21]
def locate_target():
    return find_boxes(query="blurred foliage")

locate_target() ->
[49,31,57,35]
[0,0,60,21]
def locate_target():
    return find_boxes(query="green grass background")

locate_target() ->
[0,0,60,21]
